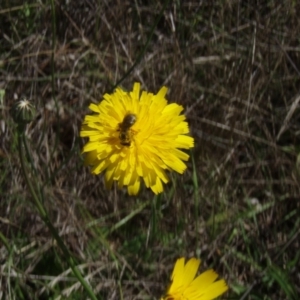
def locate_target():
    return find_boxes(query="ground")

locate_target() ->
[0,1,299,299]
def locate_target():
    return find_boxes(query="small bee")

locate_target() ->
[118,113,137,146]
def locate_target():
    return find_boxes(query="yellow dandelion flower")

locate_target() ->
[80,82,194,195]
[161,257,228,300]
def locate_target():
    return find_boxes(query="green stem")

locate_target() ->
[0,231,11,253]
[18,131,98,300]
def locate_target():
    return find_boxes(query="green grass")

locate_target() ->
[1,0,300,299]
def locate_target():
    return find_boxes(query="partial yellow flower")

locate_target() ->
[80,82,194,195]
[161,257,228,300]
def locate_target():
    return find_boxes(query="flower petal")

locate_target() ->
[80,82,194,195]
[162,258,228,300]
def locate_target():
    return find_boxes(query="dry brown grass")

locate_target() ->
[1,1,300,299]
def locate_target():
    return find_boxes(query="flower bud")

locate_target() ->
[10,98,36,126]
